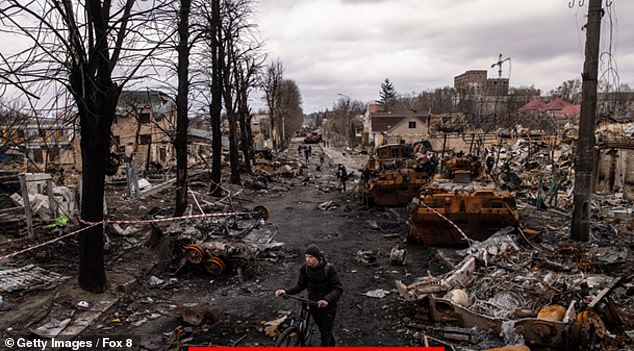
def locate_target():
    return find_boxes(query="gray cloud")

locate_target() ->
[255,0,634,113]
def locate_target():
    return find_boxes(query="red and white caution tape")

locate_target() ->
[3,209,261,262]
[0,222,101,262]
[419,200,476,246]
[107,211,254,224]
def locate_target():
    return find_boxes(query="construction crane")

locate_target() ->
[491,53,510,79]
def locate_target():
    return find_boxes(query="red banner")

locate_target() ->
[189,348,445,351]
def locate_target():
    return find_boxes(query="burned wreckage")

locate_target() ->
[155,205,277,277]
[358,142,520,246]
[407,155,520,246]
[394,132,633,350]
[359,142,435,207]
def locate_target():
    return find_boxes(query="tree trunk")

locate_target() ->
[238,105,252,174]
[209,0,223,195]
[75,80,120,293]
[174,0,191,216]
[227,111,241,184]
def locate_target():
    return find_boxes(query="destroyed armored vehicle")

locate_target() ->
[303,133,322,144]
[359,143,436,207]
[407,155,519,246]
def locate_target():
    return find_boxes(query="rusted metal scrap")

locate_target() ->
[176,205,274,277]
[400,231,622,350]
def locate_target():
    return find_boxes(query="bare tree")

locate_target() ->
[551,79,582,103]
[174,0,192,215]
[196,0,262,190]
[206,0,224,195]
[277,79,303,146]
[235,54,265,174]
[0,0,169,292]
[332,96,364,146]
[263,60,284,151]
[0,100,30,155]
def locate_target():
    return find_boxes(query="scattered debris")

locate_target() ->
[0,264,70,293]
[175,303,224,327]
[31,318,71,338]
[364,289,391,299]
[263,316,287,338]
[318,200,338,211]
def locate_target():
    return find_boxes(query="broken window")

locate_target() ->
[32,149,43,163]
[54,130,65,142]
[139,112,151,123]
[48,148,60,162]
[139,134,151,145]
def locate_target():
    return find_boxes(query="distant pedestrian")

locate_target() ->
[486,155,495,174]
[304,147,310,163]
[336,163,348,192]
[319,152,325,167]
[308,145,312,157]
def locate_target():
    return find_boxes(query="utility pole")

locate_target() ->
[571,0,603,241]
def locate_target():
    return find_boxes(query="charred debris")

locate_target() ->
[354,127,634,350]
[0,130,633,349]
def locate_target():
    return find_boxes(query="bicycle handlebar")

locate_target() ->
[279,293,318,306]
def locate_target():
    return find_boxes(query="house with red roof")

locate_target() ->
[517,97,580,125]
[555,104,581,121]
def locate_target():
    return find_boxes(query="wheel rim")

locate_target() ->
[184,244,206,264]
[204,256,226,276]
[253,205,270,220]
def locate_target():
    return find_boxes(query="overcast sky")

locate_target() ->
[253,0,634,113]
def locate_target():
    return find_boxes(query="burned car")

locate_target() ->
[407,155,519,246]
[358,143,436,207]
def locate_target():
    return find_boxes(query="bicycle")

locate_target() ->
[276,294,318,346]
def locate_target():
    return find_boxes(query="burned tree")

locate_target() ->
[174,0,193,216]
[0,0,168,292]
[198,0,262,185]
[206,0,224,194]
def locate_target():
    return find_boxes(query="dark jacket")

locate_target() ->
[337,166,347,179]
[285,260,343,307]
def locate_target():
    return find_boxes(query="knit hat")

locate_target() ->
[305,244,321,259]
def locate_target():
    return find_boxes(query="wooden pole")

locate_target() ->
[571,0,602,241]
[19,174,34,239]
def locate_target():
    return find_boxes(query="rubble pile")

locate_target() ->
[491,138,576,209]
[398,210,634,350]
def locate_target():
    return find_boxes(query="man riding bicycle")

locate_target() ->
[275,244,344,346]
